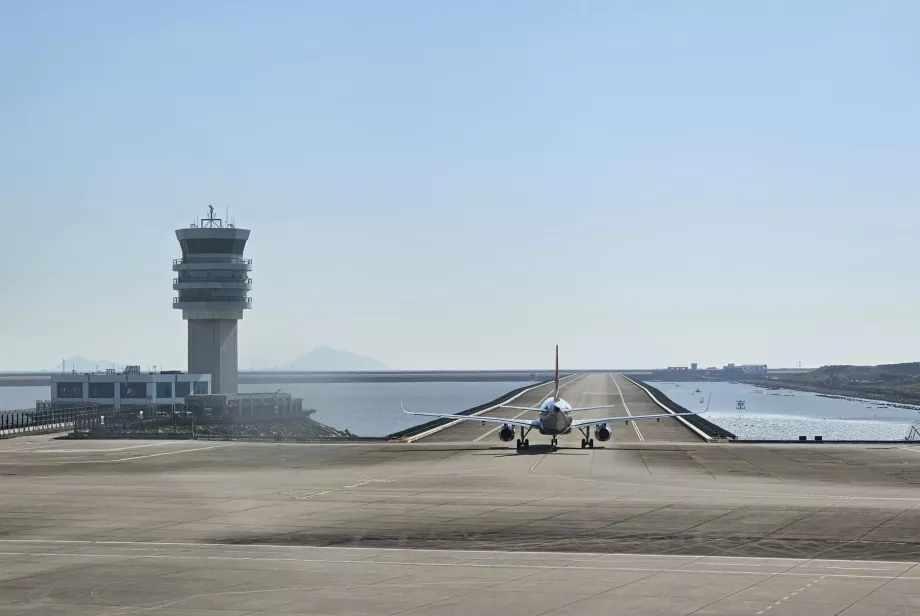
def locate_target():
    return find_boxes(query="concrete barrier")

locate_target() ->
[0,422,73,438]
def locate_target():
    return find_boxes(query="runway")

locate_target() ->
[1,424,919,613]
[418,373,698,444]
[0,541,916,615]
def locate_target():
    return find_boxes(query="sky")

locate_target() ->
[2,1,919,371]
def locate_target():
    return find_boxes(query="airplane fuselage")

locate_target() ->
[536,398,574,435]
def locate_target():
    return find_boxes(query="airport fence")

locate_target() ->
[0,405,99,436]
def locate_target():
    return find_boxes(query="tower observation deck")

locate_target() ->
[173,206,251,394]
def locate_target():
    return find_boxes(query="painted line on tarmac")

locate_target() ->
[1,539,918,566]
[109,445,232,462]
[0,444,232,465]
[0,549,916,581]
[611,374,644,442]
[13,442,186,454]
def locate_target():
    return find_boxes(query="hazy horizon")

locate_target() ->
[3,1,919,371]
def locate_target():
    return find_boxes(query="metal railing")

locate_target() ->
[173,296,252,304]
[173,278,252,285]
[1,405,99,436]
[173,257,252,265]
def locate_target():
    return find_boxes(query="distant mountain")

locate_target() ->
[52,357,127,373]
[275,348,390,371]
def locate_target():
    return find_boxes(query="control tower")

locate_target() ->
[173,206,252,394]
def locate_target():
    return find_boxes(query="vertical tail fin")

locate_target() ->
[554,344,560,401]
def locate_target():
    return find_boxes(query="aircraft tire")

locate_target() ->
[516,439,521,450]
[524,439,530,449]
[581,438,586,449]
[588,439,595,448]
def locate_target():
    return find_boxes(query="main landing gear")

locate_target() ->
[578,427,595,449]
[516,426,532,451]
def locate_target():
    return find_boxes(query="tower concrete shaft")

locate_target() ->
[173,207,251,394]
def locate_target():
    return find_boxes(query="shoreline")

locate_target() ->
[738,378,920,408]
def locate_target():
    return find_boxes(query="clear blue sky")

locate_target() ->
[2,1,919,370]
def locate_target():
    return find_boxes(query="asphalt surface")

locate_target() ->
[1,415,920,613]
[419,373,698,444]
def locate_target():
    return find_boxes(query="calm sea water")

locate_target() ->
[0,382,535,437]
[240,381,535,436]
[0,387,48,412]
[650,380,920,440]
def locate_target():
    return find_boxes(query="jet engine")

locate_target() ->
[594,424,611,442]
[498,424,516,442]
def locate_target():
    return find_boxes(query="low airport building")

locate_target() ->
[51,366,210,410]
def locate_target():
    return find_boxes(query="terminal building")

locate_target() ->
[51,367,210,409]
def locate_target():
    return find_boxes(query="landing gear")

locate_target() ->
[579,428,595,449]
[516,427,531,452]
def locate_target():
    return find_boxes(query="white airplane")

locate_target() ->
[403,346,693,451]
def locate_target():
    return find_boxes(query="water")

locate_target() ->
[239,381,534,437]
[0,387,49,411]
[650,380,920,440]
[0,382,532,437]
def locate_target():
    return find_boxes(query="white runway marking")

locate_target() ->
[0,542,915,582]
[11,442,182,454]
[0,444,232,465]
[2,539,917,567]
[108,444,231,462]
[611,374,644,442]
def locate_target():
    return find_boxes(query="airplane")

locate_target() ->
[402,346,694,451]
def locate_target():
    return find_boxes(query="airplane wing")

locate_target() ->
[501,405,543,412]
[569,404,619,412]
[572,412,695,428]
[501,404,619,412]
[402,404,540,428]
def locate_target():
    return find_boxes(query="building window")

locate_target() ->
[182,238,245,255]
[121,382,147,399]
[176,381,191,398]
[193,381,209,395]
[88,382,115,398]
[56,382,83,399]
[156,382,172,399]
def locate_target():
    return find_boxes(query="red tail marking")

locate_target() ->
[554,345,559,400]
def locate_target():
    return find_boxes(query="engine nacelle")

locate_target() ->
[594,424,611,442]
[498,424,516,442]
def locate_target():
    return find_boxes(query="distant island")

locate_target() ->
[273,347,390,371]
[745,363,920,407]
[51,357,128,373]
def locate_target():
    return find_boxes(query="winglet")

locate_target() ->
[554,344,560,401]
